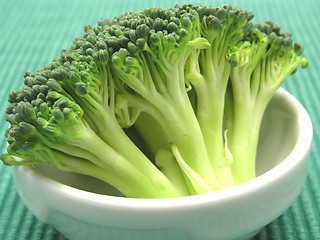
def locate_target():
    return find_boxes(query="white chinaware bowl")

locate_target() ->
[12,88,313,240]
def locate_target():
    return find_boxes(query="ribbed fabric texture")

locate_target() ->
[0,0,319,239]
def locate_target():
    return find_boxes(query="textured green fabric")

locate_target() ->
[0,0,319,239]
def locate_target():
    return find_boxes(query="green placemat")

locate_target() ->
[0,0,319,239]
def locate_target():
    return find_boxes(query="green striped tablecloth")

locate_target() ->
[0,0,319,239]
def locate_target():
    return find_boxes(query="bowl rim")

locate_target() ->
[13,88,313,210]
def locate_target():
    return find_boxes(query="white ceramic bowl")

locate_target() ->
[12,88,313,240]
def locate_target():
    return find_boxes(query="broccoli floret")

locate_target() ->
[1,4,308,198]
[184,4,255,188]
[225,21,308,184]
[110,5,220,194]
[1,11,194,198]
[3,69,188,198]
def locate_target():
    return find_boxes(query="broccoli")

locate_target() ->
[184,4,255,189]
[1,4,308,198]
[224,21,308,184]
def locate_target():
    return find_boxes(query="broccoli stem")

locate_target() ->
[191,47,236,189]
[226,66,273,184]
[228,101,268,184]
[170,143,218,194]
[155,149,190,195]
[31,121,189,198]
[74,126,188,198]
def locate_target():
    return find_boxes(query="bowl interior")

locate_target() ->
[34,89,301,197]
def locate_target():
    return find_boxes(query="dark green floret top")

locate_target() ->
[1,4,308,198]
